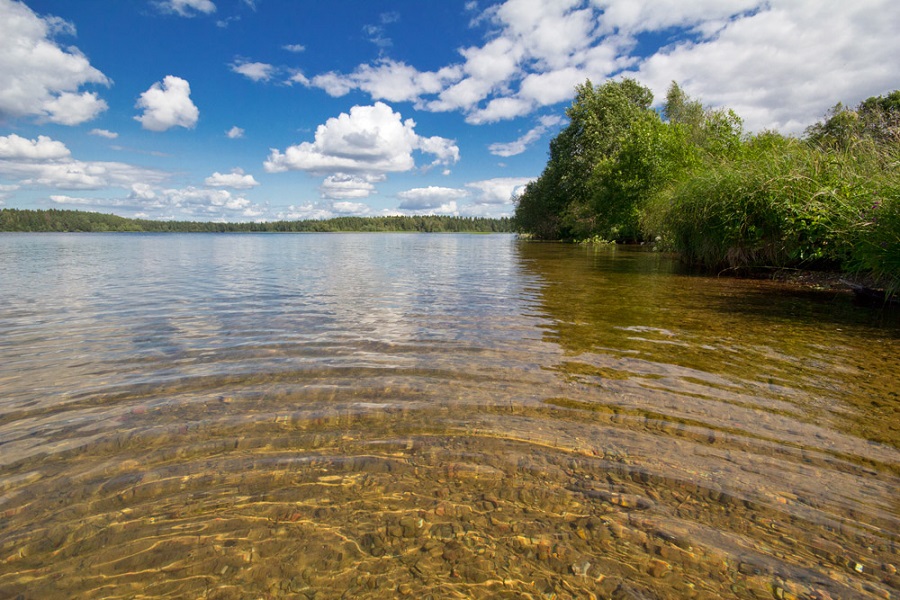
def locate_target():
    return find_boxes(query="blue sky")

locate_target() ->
[1,0,898,222]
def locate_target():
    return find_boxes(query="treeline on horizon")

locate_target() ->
[0,209,513,234]
[514,79,900,295]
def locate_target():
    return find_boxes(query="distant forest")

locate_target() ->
[0,209,513,234]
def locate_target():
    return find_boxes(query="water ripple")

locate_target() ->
[0,234,897,599]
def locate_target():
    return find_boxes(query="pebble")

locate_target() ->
[571,560,591,577]
[648,558,670,578]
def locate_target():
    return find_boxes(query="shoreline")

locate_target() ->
[726,267,898,305]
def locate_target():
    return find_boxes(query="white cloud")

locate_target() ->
[275,201,386,220]
[89,128,119,139]
[162,186,250,212]
[488,115,563,156]
[516,67,598,106]
[0,133,167,191]
[333,201,370,214]
[158,0,216,17]
[204,168,259,189]
[0,132,270,221]
[48,184,266,221]
[466,177,533,205]
[0,159,167,190]
[408,200,459,216]
[397,186,468,210]
[50,194,130,207]
[135,75,199,132]
[230,59,276,82]
[629,0,900,133]
[467,97,534,125]
[0,0,109,125]
[130,183,156,200]
[0,134,71,160]
[310,72,356,97]
[264,102,459,176]
[589,0,760,36]
[42,92,109,126]
[276,202,337,221]
[226,126,244,139]
[319,174,384,200]
[288,70,310,86]
[283,44,306,53]
[417,135,461,167]
[305,0,900,134]
[310,59,462,104]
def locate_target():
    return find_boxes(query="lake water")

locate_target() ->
[0,233,897,599]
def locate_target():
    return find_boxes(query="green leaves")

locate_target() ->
[516,78,899,297]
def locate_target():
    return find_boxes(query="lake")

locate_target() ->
[0,233,897,599]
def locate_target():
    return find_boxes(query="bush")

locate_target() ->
[847,182,900,295]
[647,133,886,271]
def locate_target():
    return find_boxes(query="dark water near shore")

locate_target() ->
[0,232,897,599]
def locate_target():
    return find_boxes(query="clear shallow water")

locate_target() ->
[0,233,897,599]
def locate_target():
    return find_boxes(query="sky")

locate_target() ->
[0,0,898,222]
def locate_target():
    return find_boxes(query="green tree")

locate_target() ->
[515,78,657,240]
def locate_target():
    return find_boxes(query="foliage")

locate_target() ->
[515,78,657,240]
[516,77,900,297]
[516,80,740,242]
[646,104,900,295]
[0,209,514,234]
[844,163,900,296]
[806,91,900,150]
[648,134,865,268]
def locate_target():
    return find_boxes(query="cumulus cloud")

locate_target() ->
[89,128,119,139]
[226,126,244,139]
[264,102,459,176]
[204,168,259,189]
[319,174,384,200]
[0,134,71,160]
[333,200,371,214]
[0,158,166,190]
[311,59,462,104]
[161,186,251,213]
[50,194,131,207]
[309,72,356,97]
[466,177,532,205]
[230,59,276,82]
[397,186,468,210]
[629,0,900,132]
[0,0,109,125]
[283,44,306,53]
[157,0,216,17]
[135,75,199,131]
[276,202,338,221]
[49,185,265,221]
[381,178,533,219]
[306,0,900,133]
[275,200,378,221]
[0,133,167,191]
[488,115,563,156]
[0,132,269,221]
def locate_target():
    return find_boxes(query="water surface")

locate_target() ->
[0,233,897,599]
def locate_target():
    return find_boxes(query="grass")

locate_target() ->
[643,134,900,298]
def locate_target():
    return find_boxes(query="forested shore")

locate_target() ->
[0,209,512,234]
[514,80,899,298]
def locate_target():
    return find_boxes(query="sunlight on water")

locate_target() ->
[0,233,897,599]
